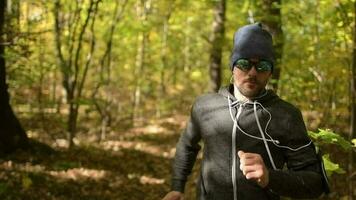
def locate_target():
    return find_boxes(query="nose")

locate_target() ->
[247,65,258,76]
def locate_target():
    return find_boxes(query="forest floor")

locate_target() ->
[0,114,201,200]
[0,113,351,200]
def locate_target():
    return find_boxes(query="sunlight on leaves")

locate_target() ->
[127,174,165,185]
[190,70,202,80]
[1,161,45,173]
[0,161,106,182]
[131,124,169,135]
[53,139,69,148]
[101,140,175,158]
[48,168,106,181]
[140,175,165,185]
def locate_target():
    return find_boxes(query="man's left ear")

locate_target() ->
[232,67,237,75]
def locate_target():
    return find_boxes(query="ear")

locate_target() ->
[232,67,237,74]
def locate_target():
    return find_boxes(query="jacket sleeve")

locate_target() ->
[171,102,202,193]
[266,109,327,199]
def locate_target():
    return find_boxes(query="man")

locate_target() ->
[163,23,329,200]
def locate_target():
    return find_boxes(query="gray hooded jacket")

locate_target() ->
[171,85,326,200]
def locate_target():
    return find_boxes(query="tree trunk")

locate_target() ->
[0,0,28,154]
[260,0,283,92]
[183,18,192,73]
[349,1,356,199]
[156,3,173,118]
[132,0,150,126]
[209,0,226,92]
[132,31,147,126]
[92,0,127,142]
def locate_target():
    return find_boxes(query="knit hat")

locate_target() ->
[230,23,275,71]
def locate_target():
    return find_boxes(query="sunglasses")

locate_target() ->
[234,59,273,72]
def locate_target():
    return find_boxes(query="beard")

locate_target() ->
[238,77,265,98]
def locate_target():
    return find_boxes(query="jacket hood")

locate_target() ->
[218,84,278,104]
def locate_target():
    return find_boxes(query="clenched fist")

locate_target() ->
[238,150,269,188]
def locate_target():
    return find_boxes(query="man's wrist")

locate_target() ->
[264,169,281,191]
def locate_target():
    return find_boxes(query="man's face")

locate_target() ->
[233,58,272,98]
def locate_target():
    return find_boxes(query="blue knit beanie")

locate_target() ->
[230,23,275,71]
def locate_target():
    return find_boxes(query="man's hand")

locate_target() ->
[162,191,184,200]
[238,150,269,188]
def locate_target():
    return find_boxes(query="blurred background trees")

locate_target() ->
[1,0,355,199]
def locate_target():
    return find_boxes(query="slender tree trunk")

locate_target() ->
[156,4,172,118]
[132,0,150,126]
[349,1,356,199]
[183,18,191,73]
[53,0,98,148]
[209,0,226,92]
[132,31,147,126]
[260,0,283,92]
[0,0,28,153]
[91,0,126,142]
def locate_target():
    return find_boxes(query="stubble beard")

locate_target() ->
[238,77,264,98]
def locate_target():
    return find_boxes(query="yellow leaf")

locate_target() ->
[191,70,202,80]
[352,139,356,147]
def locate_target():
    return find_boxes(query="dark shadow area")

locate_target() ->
[0,142,174,200]
[0,168,168,200]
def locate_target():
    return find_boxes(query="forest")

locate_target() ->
[0,0,355,199]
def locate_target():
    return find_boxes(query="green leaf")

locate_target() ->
[308,129,353,151]
[322,154,346,176]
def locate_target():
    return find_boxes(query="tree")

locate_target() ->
[92,0,128,142]
[209,0,226,92]
[349,1,356,199]
[53,0,100,148]
[0,0,28,153]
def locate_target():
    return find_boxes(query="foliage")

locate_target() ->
[322,154,346,176]
[309,129,353,151]
[2,0,355,199]
[308,129,354,176]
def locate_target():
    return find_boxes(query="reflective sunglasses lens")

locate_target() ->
[235,59,251,71]
[257,61,272,72]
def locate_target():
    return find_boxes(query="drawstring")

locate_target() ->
[228,97,279,144]
[253,102,277,170]
[228,94,312,200]
[229,102,241,200]
[227,96,312,167]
